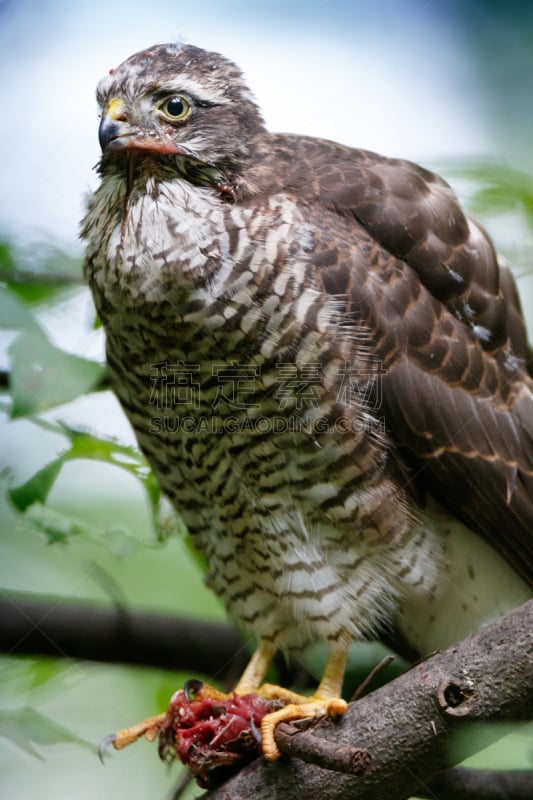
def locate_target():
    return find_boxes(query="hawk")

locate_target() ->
[82,43,533,761]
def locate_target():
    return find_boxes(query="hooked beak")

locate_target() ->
[98,97,186,156]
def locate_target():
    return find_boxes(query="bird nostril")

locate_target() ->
[106,98,128,123]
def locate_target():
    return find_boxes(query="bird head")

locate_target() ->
[96,43,266,190]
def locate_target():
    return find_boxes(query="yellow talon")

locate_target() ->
[260,697,348,760]
[99,713,166,761]
[234,639,350,760]
[112,713,167,750]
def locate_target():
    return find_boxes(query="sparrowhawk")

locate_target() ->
[81,43,533,760]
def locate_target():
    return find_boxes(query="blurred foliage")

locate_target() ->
[0,243,183,545]
[0,707,95,760]
[0,240,82,304]
[462,162,533,225]
[9,332,106,417]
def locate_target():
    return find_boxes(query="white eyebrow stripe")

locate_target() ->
[96,71,231,108]
[151,77,230,104]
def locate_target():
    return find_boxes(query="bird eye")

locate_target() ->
[159,96,190,121]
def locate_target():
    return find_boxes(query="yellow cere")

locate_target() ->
[104,97,127,120]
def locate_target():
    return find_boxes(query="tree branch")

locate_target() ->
[0,592,246,678]
[420,766,533,800]
[2,592,531,798]
[201,599,533,800]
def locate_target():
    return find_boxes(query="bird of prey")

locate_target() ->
[82,42,533,761]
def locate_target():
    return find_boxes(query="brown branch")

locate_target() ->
[0,592,246,678]
[202,599,533,800]
[274,725,373,775]
[2,592,531,798]
[0,590,317,692]
[421,766,533,799]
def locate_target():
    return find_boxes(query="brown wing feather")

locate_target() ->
[275,137,533,585]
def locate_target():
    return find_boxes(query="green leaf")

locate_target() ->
[0,285,40,332]
[0,239,83,304]
[0,240,17,272]
[7,280,76,306]
[23,503,87,544]
[8,331,106,417]
[65,428,148,474]
[26,659,66,691]
[451,162,533,226]
[0,707,95,759]
[8,458,65,511]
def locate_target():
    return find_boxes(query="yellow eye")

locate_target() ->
[159,96,190,121]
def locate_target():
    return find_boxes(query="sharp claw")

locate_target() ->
[184,678,204,701]
[98,733,117,764]
[249,715,262,744]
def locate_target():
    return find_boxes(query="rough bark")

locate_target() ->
[201,600,533,800]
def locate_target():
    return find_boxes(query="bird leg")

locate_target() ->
[99,713,166,760]
[255,646,349,760]
[212,639,349,760]
[233,640,277,694]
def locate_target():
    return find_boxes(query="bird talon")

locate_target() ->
[184,678,204,701]
[187,681,229,702]
[99,713,167,758]
[98,733,117,764]
[260,697,348,761]
[326,698,348,717]
[249,714,262,744]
